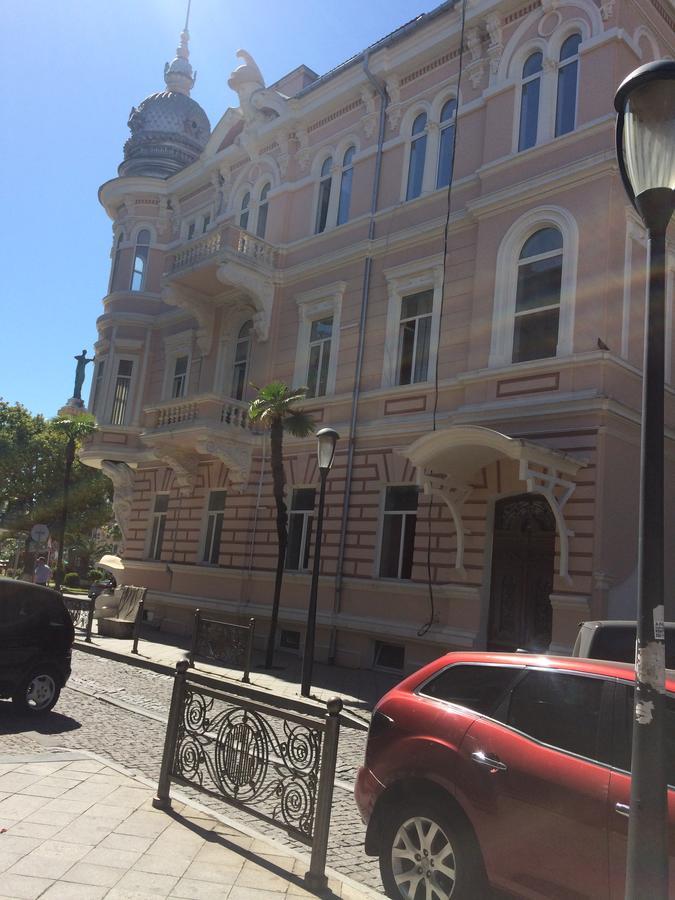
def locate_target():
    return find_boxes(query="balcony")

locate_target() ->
[141,394,262,490]
[162,225,280,351]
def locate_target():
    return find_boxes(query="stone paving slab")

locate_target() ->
[0,750,384,899]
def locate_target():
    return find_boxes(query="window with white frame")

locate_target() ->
[239,192,250,230]
[286,488,315,571]
[231,320,252,401]
[256,183,270,239]
[337,147,355,226]
[130,229,150,291]
[91,360,105,414]
[436,99,457,190]
[307,317,333,398]
[148,494,169,561]
[293,283,345,397]
[171,355,189,398]
[315,157,333,234]
[518,52,543,151]
[110,359,133,425]
[555,33,581,137]
[379,486,419,579]
[109,233,123,292]
[187,220,196,240]
[201,213,211,233]
[406,113,428,200]
[202,490,226,564]
[397,290,433,385]
[512,227,563,363]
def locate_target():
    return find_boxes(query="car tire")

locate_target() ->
[379,799,488,900]
[12,670,61,714]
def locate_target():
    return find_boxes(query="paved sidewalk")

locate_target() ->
[71,617,400,722]
[0,750,384,900]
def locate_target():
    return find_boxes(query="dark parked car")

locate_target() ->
[573,619,675,667]
[0,577,74,713]
[355,651,675,899]
[88,575,116,600]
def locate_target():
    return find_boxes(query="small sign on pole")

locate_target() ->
[30,524,50,544]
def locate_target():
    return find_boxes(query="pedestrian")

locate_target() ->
[34,557,52,586]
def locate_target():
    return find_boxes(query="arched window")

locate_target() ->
[436,99,457,190]
[337,146,355,226]
[256,183,270,239]
[406,113,427,200]
[109,233,123,292]
[518,52,543,151]
[555,34,581,137]
[512,227,563,362]
[315,157,333,234]
[239,192,251,231]
[130,229,150,292]
[231,320,252,401]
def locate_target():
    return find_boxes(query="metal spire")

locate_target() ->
[164,1,196,95]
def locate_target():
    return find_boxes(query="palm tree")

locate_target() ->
[52,414,97,588]
[248,382,315,668]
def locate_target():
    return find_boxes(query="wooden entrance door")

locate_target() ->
[488,494,555,652]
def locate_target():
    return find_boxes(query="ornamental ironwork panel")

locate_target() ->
[63,596,94,640]
[189,611,255,682]
[173,685,322,842]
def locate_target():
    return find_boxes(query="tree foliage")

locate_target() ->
[0,401,113,548]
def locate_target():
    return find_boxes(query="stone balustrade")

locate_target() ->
[167,225,278,275]
[146,395,260,434]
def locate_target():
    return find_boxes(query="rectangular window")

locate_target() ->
[110,360,133,426]
[148,494,169,561]
[187,221,196,240]
[91,360,105,413]
[315,178,332,234]
[397,291,433,385]
[171,355,189,399]
[518,78,540,151]
[406,135,427,200]
[379,486,419,579]
[202,490,226,564]
[202,214,211,234]
[280,629,301,650]
[374,641,405,671]
[307,317,333,398]
[286,488,316,571]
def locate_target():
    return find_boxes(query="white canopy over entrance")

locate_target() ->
[405,425,585,581]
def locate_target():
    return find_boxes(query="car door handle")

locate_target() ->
[615,802,630,818]
[471,750,508,773]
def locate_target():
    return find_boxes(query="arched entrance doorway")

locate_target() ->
[488,493,556,652]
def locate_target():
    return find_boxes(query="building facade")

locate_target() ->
[81,0,675,673]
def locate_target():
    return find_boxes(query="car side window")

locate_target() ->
[613,684,675,786]
[506,670,604,761]
[419,664,522,715]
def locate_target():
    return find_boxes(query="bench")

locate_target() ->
[97,585,147,651]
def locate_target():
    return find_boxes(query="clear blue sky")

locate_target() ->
[1,0,436,420]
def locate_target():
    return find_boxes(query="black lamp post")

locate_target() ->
[301,427,339,698]
[614,59,675,900]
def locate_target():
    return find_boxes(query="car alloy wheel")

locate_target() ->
[25,674,57,711]
[390,815,457,899]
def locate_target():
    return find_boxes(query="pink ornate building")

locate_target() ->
[81,0,675,672]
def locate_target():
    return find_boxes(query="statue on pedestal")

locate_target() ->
[73,350,94,401]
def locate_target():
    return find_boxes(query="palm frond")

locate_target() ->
[283,410,316,438]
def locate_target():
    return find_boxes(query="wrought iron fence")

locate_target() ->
[153,657,343,890]
[63,596,95,642]
[189,610,255,683]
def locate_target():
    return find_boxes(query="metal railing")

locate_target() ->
[63,596,95,642]
[153,658,343,890]
[189,611,255,683]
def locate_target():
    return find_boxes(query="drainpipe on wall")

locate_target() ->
[328,54,388,663]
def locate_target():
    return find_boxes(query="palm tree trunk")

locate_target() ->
[265,419,287,668]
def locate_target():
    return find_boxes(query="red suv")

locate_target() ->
[355,652,675,899]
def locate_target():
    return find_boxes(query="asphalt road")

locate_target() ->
[0,649,383,892]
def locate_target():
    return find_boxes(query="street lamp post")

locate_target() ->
[301,427,339,698]
[614,59,675,900]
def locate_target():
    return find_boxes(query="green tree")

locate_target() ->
[0,401,112,575]
[248,382,315,668]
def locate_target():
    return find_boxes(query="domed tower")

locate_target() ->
[119,26,211,178]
